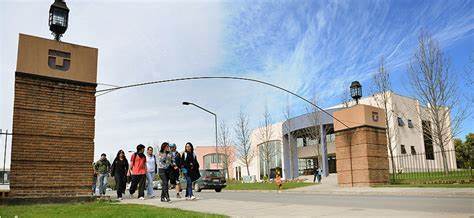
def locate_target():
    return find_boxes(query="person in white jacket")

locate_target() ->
[146,146,157,198]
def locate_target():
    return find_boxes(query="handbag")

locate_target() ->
[126,170,132,183]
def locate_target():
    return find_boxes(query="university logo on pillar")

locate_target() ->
[372,111,379,122]
[48,49,71,71]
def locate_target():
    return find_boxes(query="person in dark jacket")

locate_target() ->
[182,142,200,200]
[169,143,182,198]
[111,149,129,200]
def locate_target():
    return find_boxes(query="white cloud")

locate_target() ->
[1,0,473,165]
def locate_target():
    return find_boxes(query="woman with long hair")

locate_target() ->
[182,142,200,200]
[158,142,172,202]
[111,149,129,200]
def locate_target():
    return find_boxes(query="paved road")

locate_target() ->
[201,191,474,214]
[119,190,474,217]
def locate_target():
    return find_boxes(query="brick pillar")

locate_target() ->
[333,104,389,187]
[10,73,96,197]
[335,126,389,187]
[9,34,98,198]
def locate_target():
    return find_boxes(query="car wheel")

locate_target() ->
[215,188,222,192]
[194,183,201,192]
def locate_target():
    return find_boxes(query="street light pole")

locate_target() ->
[182,102,219,169]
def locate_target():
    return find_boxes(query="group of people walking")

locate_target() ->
[92,142,201,202]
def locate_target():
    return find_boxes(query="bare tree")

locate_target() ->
[234,110,254,176]
[372,57,398,179]
[464,53,474,113]
[258,104,276,179]
[218,120,235,179]
[303,95,324,171]
[339,85,352,108]
[408,31,467,174]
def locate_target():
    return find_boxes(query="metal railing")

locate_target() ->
[389,149,473,184]
[0,129,11,184]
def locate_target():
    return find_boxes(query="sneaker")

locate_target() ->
[118,197,123,200]
[190,196,196,200]
[176,193,181,198]
[161,197,167,202]
[185,197,190,200]
[166,198,171,203]
[139,197,145,200]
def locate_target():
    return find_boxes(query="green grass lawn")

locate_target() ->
[226,181,316,190]
[372,183,474,188]
[390,170,473,184]
[0,201,227,218]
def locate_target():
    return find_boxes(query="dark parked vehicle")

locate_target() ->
[193,169,226,192]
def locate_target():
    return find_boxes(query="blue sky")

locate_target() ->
[0,0,473,163]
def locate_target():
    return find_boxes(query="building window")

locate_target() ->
[401,145,407,154]
[407,119,414,128]
[296,137,306,148]
[410,146,416,155]
[422,120,434,160]
[397,117,405,126]
[203,153,224,169]
[235,166,242,180]
[298,158,316,176]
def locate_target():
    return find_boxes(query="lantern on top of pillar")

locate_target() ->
[350,81,362,104]
[49,0,69,41]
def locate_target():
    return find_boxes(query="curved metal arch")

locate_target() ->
[96,76,350,128]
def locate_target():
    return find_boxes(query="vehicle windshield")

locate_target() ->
[205,170,223,177]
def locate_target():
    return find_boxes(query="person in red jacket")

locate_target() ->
[129,144,147,200]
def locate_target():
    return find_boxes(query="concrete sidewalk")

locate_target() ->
[285,185,474,198]
[283,174,474,198]
[119,192,473,218]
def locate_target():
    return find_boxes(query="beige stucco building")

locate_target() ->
[235,92,457,180]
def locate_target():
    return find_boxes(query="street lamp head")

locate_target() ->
[49,0,69,41]
[350,81,362,103]
[182,102,191,105]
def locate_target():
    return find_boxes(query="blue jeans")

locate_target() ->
[185,173,193,197]
[146,172,156,197]
[97,173,108,195]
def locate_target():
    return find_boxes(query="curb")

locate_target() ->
[223,189,474,198]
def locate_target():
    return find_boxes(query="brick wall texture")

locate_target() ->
[10,72,96,198]
[335,126,389,187]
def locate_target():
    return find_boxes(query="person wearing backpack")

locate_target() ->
[158,142,173,202]
[111,149,129,200]
[129,144,147,200]
[182,142,200,200]
[145,146,158,198]
[94,153,111,196]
